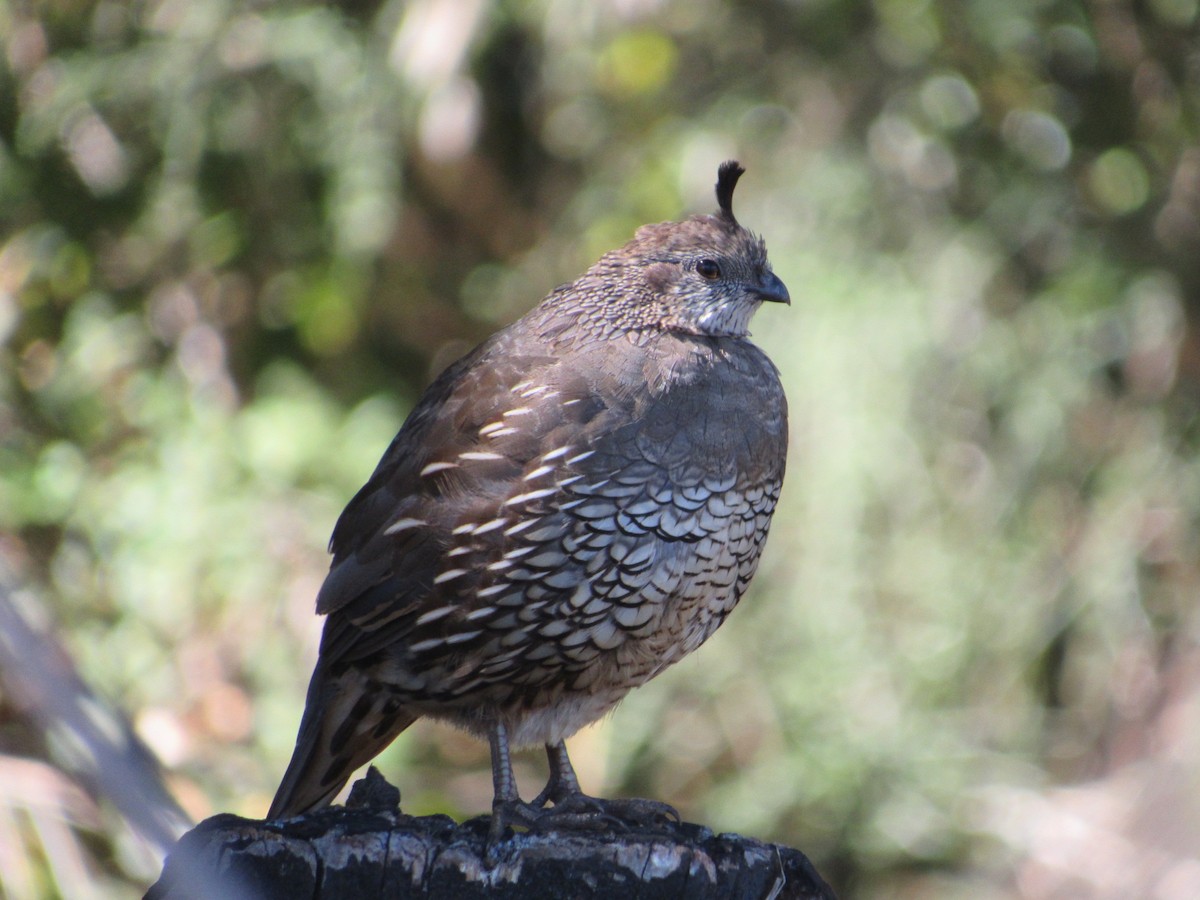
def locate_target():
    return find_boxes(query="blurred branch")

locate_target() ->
[0,562,191,856]
[0,754,102,899]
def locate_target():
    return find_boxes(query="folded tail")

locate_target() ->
[267,664,418,820]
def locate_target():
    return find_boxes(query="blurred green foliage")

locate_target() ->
[3,0,1200,897]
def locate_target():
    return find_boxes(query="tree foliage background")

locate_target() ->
[3,0,1200,897]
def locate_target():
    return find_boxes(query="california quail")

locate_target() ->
[268,161,790,833]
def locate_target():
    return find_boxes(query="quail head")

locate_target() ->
[268,161,789,835]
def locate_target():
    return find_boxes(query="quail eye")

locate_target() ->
[696,258,721,280]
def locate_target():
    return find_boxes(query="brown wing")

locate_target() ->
[312,335,619,667]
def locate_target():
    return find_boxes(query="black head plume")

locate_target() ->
[715,160,745,223]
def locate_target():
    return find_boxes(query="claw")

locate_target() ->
[487,798,540,848]
[566,794,680,828]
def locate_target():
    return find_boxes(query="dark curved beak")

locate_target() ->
[754,271,791,305]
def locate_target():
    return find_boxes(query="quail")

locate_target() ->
[268,161,790,833]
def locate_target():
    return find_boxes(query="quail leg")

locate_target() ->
[486,720,540,844]
[528,739,583,808]
[530,740,680,828]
